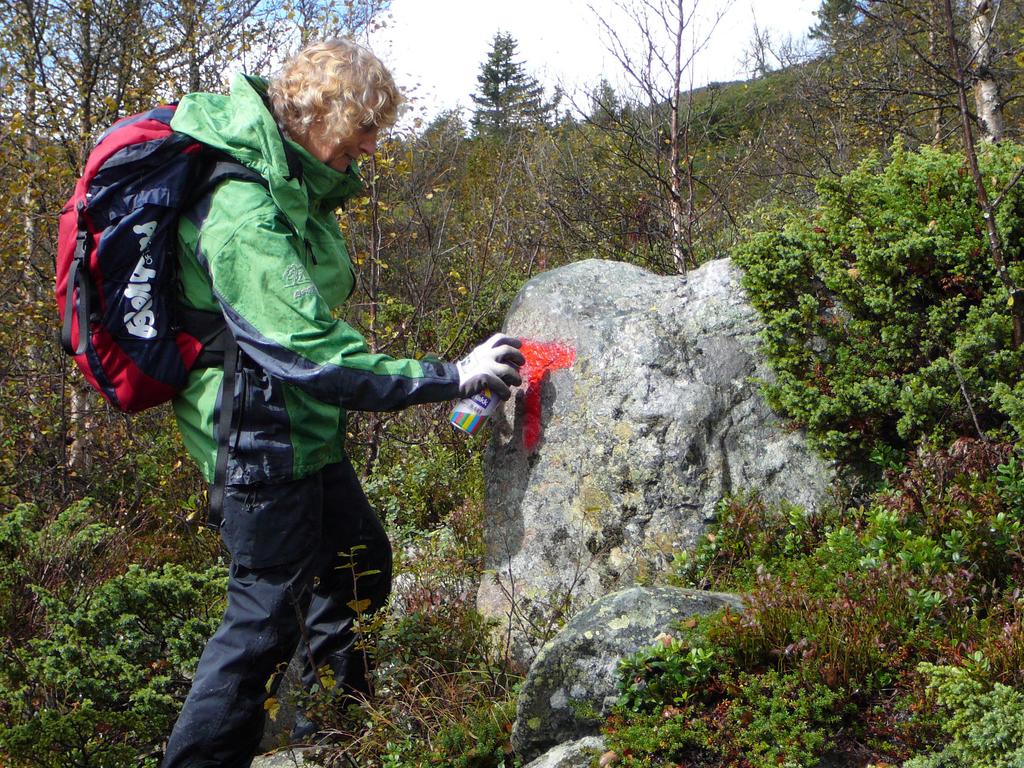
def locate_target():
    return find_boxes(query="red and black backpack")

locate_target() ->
[55,104,264,412]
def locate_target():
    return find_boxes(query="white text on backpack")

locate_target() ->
[124,221,158,339]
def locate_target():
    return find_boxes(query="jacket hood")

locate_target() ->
[171,74,365,238]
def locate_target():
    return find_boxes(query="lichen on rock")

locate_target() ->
[511,585,743,763]
[478,258,831,666]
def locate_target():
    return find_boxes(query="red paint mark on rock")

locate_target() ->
[519,339,575,452]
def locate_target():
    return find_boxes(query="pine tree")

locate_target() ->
[470,32,554,137]
[587,78,621,127]
[809,0,863,49]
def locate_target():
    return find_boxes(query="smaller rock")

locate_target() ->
[599,749,619,767]
[524,736,606,768]
[251,748,314,768]
[513,586,742,763]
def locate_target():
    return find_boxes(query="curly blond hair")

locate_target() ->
[267,38,402,144]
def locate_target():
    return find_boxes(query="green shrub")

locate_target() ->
[617,635,719,712]
[601,709,715,767]
[671,491,840,592]
[361,438,483,533]
[0,499,122,644]
[733,140,1024,466]
[903,661,1024,768]
[607,660,844,768]
[425,697,520,768]
[725,669,843,767]
[0,561,225,767]
[612,441,1024,765]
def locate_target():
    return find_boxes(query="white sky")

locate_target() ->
[367,0,822,128]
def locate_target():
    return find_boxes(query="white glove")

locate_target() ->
[457,333,525,400]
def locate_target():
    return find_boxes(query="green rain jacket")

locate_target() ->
[171,74,461,485]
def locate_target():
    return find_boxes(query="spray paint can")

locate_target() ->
[450,387,499,435]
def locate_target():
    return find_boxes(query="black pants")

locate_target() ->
[162,457,392,768]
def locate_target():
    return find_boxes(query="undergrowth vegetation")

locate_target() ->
[298,448,522,768]
[0,501,225,767]
[593,138,1024,768]
[602,439,1024,767]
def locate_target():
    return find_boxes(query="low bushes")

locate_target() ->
[0,501,225,768]
[603,440,1024,766]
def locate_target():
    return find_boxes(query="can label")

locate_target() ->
[450,387,498,435]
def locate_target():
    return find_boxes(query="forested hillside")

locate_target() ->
[1,0,1024,766]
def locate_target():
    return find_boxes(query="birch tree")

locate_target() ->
[585,0,732,273]
[0,0,154,478]
[967,0,1005,142]
[149,0,279,95]
[939,0,1022,345]
[282,0,389,47]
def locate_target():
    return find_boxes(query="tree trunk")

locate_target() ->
[668,103,686,273]
[186,1,201,93]
[361,153,385,478]
[67,386,94,474]
[668,0,688,274]
[968,0,1005,142]
[67,0,96,473]
[23,55,44,408]
[929,3,943,144]
[942,0,1021,347]
[78,1,93,152]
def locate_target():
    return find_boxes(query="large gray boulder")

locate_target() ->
[511,586,743,763]
[478,258,830,665]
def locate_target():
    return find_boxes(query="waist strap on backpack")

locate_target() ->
[172,302,235,529]
[175,304,230,367]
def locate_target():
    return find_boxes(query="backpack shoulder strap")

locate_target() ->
[195,159,268,203]
[186,159,268,530]
[178,158,268,360]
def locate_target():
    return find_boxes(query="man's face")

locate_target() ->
[304,123,379,172]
